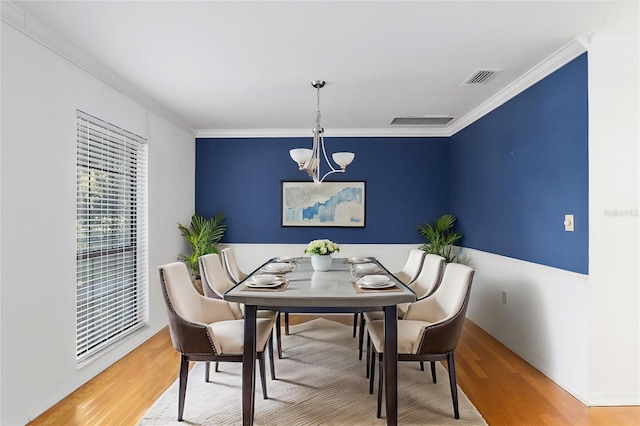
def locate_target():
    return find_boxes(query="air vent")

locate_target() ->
[461,69,501,86]
[390,116,454,126]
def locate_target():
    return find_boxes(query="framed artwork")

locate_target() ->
[281,181,365,227]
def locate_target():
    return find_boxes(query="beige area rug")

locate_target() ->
[138,318,487,426]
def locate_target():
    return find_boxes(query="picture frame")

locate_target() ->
[281,181,366,227]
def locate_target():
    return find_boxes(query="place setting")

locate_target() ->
[351,274,401,293]
[274,256,302,264]
[241,273,290,291]
[344,256,371,264]
[348,261,385,279]
[261,262,295,274]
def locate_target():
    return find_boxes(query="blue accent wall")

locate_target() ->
[196,137,450,244]
[450,53,589,273]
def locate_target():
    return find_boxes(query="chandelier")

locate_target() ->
[289,80,355,183]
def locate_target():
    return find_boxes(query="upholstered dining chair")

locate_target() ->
[366,262,475,419]
[220,247,248,284]
[352,249,426,338]
[158,262,276,422]
[221,247,292,340]
[358,253,445,361]
[199,253,283,359]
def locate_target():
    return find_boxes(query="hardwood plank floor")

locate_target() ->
[29,316,640,425]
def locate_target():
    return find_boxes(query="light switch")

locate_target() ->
[564,214,574,232]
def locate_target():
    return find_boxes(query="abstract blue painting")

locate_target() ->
[282,181,365,227]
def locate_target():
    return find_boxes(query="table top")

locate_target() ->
[224,257,416,308]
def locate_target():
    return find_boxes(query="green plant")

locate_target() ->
[178,212,226,278]
[304,239,340,256]
[417,214,462,263]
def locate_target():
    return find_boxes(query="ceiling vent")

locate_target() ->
[461,69,501,86]
[390,116,454,126]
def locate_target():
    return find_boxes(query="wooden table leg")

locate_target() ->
[383,305,398,426]
[242,305,257,426]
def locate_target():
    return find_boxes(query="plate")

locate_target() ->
[248,276,278,285]
[358,274,388,286]
[265,263,292,273]
[356,263,379,273]
[358,281,395,290]
[275,256,297,263]
[349,257,371,264]
[246,280,283,288]
[251,274,277,285]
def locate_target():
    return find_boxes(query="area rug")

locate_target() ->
[138,318,487,425]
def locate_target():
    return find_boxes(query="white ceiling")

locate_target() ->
[8,1,637,136]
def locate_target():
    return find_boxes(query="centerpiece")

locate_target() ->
[305,239,340,271]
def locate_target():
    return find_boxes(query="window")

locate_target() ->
[76,111,148,362]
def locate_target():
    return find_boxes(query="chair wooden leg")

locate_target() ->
[284,313,290,335]
[447,352,459,419]
[369,347,376,394]
[377,354,384,419]
[358,315,366,360]
[178,355,189,421]
[366,332,371,378]
[353,312,358,337]
[431,361,437,383]
[205,362,210,382]
[259,354,268,400]
[276,312,283,359]
[215,361,219,372]
[420,361,425,371]
[268,335,276,380]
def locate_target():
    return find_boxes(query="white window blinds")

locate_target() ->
[76,110,148,362]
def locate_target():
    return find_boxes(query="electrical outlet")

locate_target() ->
[502,291,507,304]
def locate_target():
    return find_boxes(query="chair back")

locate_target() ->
[221,247,248,284]
[199,254,244,319]
[409,254,445,298]
[395,248,426,285]
[199,253,234,298]
[415,263,474,355]
[158,262,217,355]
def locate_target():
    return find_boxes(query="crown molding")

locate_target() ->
[2,1,590,141]
[448,37,589,135]
[196,127,452,138]
[1,1,196,136]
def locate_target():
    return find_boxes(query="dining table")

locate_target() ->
[224,256,417,426]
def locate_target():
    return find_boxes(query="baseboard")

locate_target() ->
[588,392,640,406]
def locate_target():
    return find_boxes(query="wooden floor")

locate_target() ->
[29,315,640,425]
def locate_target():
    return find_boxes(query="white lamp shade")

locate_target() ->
[332,152,355,167]
[290,148,313,164]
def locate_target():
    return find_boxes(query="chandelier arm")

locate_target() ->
[320,133,339,174]
[319,169,345,183]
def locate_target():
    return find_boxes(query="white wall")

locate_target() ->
[0,21,195,424]
[588,30,639,405]
[462,248,590,402]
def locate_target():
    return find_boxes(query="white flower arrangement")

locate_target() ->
[304,239,340,256]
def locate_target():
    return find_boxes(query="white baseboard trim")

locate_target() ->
[588,392,640,406]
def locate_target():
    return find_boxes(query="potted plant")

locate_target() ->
[304,239,340,271]
[417,214,462,263]
[178,212,226,294]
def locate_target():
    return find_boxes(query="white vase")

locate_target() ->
[311,254,332,272]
